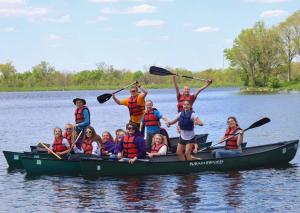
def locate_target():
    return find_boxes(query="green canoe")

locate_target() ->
[80,140,299,178]
[21,154,102,176]
[3,151,58,169]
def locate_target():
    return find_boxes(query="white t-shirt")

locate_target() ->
[176,112,198,140]
[157,145,167,155]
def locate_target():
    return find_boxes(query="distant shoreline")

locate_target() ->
[1,83,300,93]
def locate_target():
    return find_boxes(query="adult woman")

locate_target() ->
[117,123,146,164]
[50,127,71,156]
[167,100,203,161]
[73,126,100,155]
[101,131,115,156]
[63,123,74,146]
[212,116,243,158]
[146,134,167,158]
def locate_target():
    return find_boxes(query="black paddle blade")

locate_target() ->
[97,93,112,104]
[245,117,271,131]
[149,66,175,76]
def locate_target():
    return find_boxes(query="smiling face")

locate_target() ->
[126,125,136,135]
[183,100,191,111]
[76,100,84,108]
[116,131,125,142]
[183,86,190,96]
[145,100,153,111]
[54,128,62,139]
[153,134,163,145]
[129,87,138,97]
[85,128,93,138]
[64,124,73,135]
[227,117,238,128]
[102,132,111,143]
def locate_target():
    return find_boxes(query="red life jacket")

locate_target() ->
[177,94,195,112]
[82,138,93,154]
[150,143,166,153]
[122,134,139,158]
[74,106,89,124]
[144,108,160,126]
[224,127,241,150]
[128,96,144,116]
[52,136,67,153]
[63,132,72,146]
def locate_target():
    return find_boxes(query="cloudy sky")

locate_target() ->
[0,0,298,72]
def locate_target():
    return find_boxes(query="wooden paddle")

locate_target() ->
[97,81,138,104]
[199,117,271,152]
[38,142,62,159]
[149,66,207,81]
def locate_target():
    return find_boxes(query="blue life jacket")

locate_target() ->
[179,111,194,131]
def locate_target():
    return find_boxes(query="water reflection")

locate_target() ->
[174,174,200,212]
[116,176,162,212]
[223,172,243,209]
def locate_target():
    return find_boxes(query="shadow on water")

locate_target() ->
[174,174,200,213]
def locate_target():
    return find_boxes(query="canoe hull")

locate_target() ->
[80,140,298,178]
[21,157,81,175]
[3,151,56,169]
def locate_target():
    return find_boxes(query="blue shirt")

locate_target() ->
[141,109,163,134]
[77,108,90,132]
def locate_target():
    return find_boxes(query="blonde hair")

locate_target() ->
[151,133,164,146]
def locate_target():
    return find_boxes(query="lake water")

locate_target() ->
[0,88,299,212]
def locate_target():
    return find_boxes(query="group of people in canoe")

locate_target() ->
[49,76,244,163]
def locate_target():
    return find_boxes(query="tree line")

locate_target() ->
[0,61,242,91]
[225,10,300,87]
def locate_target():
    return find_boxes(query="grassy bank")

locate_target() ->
[241,82,300,94]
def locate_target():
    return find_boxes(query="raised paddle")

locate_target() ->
[149,66,208,82]
[97,81,138,104]
[199,117,271,152]
[38,142,62,159]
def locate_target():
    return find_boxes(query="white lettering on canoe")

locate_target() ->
[36,160,42,165]
[189,160,224,167]
[97,165,101,171]
[13,155,19,160]
[282,148,286,154]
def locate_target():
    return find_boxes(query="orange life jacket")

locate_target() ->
[144,108,160,126]
[150,143,166,153]
[52,136,67,153]
[224,127,241,150]
[128,96,144,116]
[74,106,89,124]
[122,134,139,158]
[82,138,93,154]
[177,94,195,112]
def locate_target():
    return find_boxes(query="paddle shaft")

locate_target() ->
[112,81,138,95]
[39,142,62,159]
[67,130,83,154]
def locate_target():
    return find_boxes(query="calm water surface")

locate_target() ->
[0,88,299,212]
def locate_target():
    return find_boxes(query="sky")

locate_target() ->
[0,0,299,72]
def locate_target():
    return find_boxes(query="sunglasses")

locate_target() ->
[130,90,137,93]
[65,128,72,131]
[127,127,134,130]
[86,130,92,134]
